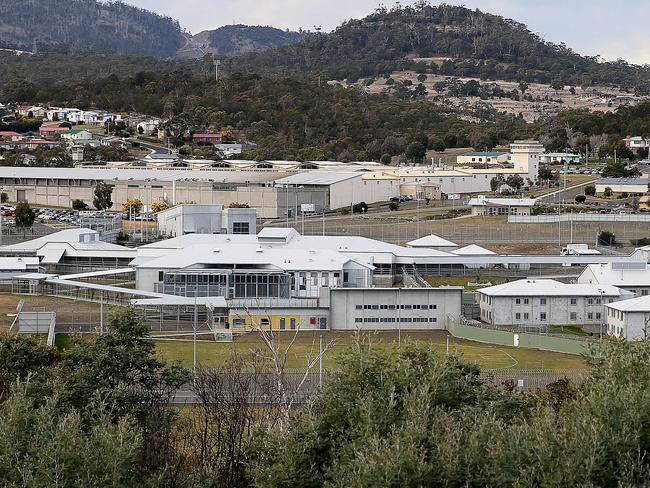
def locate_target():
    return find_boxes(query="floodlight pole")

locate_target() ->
[100,289,103,335]
[319,333,323,388]
[193,296,198,379]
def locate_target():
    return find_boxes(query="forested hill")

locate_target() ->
[191,25,304,57]
[0,0,183,57]
[243,3,650,92]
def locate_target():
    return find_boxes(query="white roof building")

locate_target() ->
[606,295,650,341]
[478,279,625,298]
[406,234,459,250]
[1,229,135,266]
[479,279,632,327]
[452,244,496,256]
[578,262,650,295]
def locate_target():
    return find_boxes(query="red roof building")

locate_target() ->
[193,133,223,144]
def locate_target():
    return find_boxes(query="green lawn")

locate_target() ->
[151,330,588,372]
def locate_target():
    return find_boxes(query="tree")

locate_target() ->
[150,201,171,213]
[604,187,613,197]
[72,199,89,211]
[538,166,553,180]
[14,201,35,236]
[518,80,529,94]
[601,160,640,178]
[352,202,369,213]
[506,174,524,192]
[122,198,143,215]
[405,141,426,162]
[93,182,113,211]
[380,153,392,165]
[575,194,586,203]
[584,185,596,196]
[431,139,446,152]
[0,382,142,487]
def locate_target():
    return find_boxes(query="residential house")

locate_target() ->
[60,129,94,142]
[623,136,650,153]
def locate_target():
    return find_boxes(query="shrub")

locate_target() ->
[72,199,89,211]
[575,195,586,203]
[584,185,596,196]
[389,202,399,211]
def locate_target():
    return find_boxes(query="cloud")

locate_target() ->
[123,0,650,64]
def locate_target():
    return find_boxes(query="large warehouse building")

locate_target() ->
[0,140,545,216]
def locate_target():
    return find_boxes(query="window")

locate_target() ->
[523,298,529,305]
[540,312,547,321]
[515,313,521,320]
[158,271,164,281]
[596,312,601,320]
[233,222,250,234]
[587,313,593,320]
[570,312,577,320]
[279,318,286,330]
[355,305,362,310]
[570,298,577,306]
[515,298,521,305]
[587,298,594,305]
[523,313,529,320]
[540,298,547,305]
[260,318,270,327]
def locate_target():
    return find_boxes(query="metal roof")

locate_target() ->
[479,279,628,297]
[0,166,283,183]
[579,264,650,286]
[468,197,537,207]
[274,172,361,185]
[406,234,458,248]
[596,178,649,185]
[606,295,650,312]
[452,244,496,255]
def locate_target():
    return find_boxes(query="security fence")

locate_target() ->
[447,319,593,356]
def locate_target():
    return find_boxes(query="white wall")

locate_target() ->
[607,308,650,340]
[329,287,462,330]
[480,293,615,326]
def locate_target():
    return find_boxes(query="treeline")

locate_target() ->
[0,0,182,57]
[536,101,650,156]
[205,25,305,56]
[4,308,650,486]
[0,49,182,87]
[0,70,530,161]
[236,3,650,93]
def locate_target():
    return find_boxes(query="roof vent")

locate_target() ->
[256,247,263,253]
[309,250,316,254]
[212,248,220,253]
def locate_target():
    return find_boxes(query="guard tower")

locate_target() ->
[510,140,544,179]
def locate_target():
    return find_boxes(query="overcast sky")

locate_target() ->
[124,0,650,65]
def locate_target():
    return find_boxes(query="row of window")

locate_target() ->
[514,312,601,321]
[514,297,607,306]
[355,317,437,324]
[355,304,437,310]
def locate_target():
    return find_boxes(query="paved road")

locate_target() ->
[130,138,176,156]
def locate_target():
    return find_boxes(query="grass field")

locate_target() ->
[152,330,588,372]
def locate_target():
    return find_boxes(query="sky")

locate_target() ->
[123,0,650,65]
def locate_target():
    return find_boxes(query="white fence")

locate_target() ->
[509,214,650,223]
